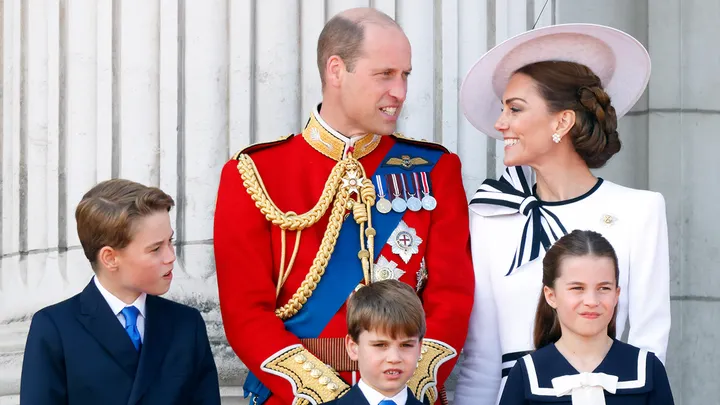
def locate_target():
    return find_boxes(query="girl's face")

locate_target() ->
[544,255,620,340]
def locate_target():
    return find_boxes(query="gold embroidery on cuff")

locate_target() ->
[407,339,458,404]
[261,345,351,405]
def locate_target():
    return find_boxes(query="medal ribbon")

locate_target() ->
[420,172,432,196]
[375,174,387,199]
[411,173,422,198]
[389,173,402,198]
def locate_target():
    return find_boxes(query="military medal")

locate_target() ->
[374,174,392,214]
[389,174,407,213]
[408,173,423,211]
[372,255,406,282]
[420,172,437,211]
[387,220,423,263]
[404,173,422,212]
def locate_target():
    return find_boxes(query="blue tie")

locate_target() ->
[379,401,397,405]
[121,306,142,351]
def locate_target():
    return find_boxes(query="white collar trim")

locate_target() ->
[523,349,648,396]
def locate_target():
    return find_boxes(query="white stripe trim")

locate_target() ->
[502,360,517,370]
[523,349,649,397]
[523,354,557,396]
[616,350,648,389]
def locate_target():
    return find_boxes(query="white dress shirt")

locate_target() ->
[93,276,147,341]
[357,379,408,405]
[454,179,670,405]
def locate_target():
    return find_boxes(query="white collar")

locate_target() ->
[357,379,408,405]
[93,276,147,318]
[313,105,367,157]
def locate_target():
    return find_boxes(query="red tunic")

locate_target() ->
[214,113,474,405]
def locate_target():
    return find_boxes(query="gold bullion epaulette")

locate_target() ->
[230,134,294,160]
[261,344,351,405]
[407,339,457,404]
[391,132,449,153]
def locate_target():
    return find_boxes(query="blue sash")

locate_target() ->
[244,141,443,403]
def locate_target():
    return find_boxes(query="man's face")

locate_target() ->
[338,24,412,136]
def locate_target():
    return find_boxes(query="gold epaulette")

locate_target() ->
[261,345,351,405]
[230,134,294,160]
[407,339,458,404]
[391,132,449,153]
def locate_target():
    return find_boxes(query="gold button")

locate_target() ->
[310,369,323,378]
[302,362,315,371]
[318,376,331,385]
[327,383,338,392]
[294,354,306,364]
[421,346,429,354]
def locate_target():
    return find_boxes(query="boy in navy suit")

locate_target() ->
[20,179,221,405]
[325,280,427,405]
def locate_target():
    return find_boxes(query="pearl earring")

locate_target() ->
[552,133,561,143]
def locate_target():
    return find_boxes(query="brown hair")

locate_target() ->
[516,61,621,168]
[533,230,619,349]
[346,279,426,342]
[75,179,175,270]
[317,9,400,88]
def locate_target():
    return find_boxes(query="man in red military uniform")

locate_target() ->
[214,7,474,405]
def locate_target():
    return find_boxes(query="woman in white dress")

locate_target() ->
[453,24,670,405]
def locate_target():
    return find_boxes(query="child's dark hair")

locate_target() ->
[346,279,426,342]
[534,230,619,349]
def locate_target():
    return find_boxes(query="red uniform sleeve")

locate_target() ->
[213,159,300,404]
[422,152,475,388]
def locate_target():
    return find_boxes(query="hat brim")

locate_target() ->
[459,23,651,139]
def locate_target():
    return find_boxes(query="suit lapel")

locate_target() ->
[76,280,140,378]
[339,384,371,405]
[127,295,172,405]
[405,387,424,405]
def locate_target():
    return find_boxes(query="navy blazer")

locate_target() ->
[323,384,425,405]
[20,279,220,405]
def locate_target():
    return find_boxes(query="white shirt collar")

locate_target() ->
[357,379,408,405]
[93,276,147,318]
[313,104,367,157]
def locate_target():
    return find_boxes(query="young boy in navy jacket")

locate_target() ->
[324,280,427,405]
[20,179,220,405]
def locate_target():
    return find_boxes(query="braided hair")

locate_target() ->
[515,61,621,168]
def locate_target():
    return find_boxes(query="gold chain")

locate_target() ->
[236,153,375,320]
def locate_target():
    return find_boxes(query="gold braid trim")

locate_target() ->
[261,345,350,405]
[407,339,458,404]
[236,153,374,320]
[237,153,347,231]
[275,187,349,319]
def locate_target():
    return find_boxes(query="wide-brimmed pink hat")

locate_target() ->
[459,23,651,139]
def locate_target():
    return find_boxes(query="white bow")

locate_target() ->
[552,372,618,405]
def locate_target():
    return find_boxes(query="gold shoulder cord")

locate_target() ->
[236,152,376,320]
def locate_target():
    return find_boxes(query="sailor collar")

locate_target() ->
[518,340,655,402]
[302,105,381,161]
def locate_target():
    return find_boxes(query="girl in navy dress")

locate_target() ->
[499,230,674,405]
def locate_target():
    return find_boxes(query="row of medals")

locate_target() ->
[376,190,436,214]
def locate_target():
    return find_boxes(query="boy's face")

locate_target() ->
[107,211,176,298]
[345,329,421,398]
